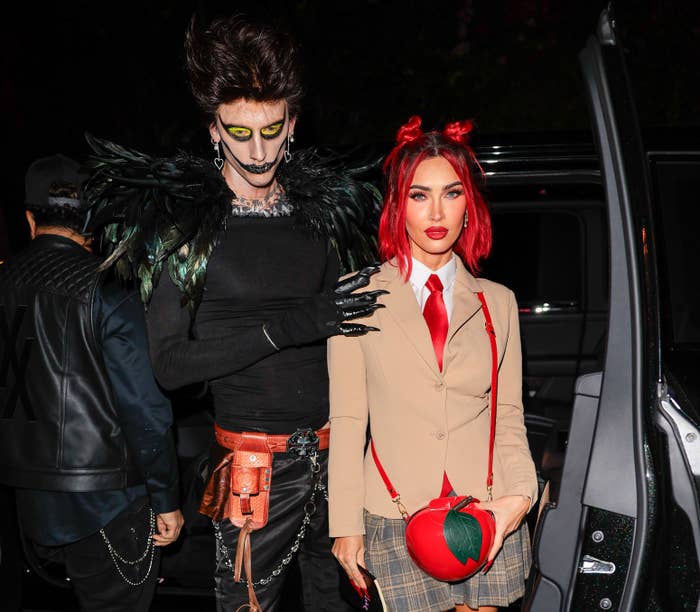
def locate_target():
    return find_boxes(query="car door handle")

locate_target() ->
[578,554,616,574]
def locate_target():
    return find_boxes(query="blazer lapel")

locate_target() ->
[376,263,442,377]
[445,261,484,360]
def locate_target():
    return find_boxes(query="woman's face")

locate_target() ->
[209,98,295,194]
[405,156,467,270]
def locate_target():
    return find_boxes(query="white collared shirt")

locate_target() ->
[409,256,457,322]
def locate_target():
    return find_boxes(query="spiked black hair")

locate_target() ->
[184,13,304,123]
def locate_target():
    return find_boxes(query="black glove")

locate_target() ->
[263,265,387,348]
[333,265,388,337]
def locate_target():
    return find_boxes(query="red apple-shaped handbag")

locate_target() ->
[370,292,498,582]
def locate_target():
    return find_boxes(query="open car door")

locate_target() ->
[523,7,700,611]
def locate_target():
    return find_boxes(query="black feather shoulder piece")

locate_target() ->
[279,147,382,276]
[83,134,382,315]
[83,133,231,314]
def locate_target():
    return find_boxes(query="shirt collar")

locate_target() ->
[409,256,457,291]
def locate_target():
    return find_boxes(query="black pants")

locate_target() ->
[35,496,160,612]
[214,449,351,611]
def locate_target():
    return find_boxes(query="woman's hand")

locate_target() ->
[332,535,366,588]
[475,495,530,564]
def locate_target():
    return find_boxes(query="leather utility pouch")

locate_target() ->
[226,433,273,530]
[200,446,232,522]
[199,433,273,529]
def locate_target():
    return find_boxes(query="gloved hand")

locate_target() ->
[333,265,388,337]
[263,265,387,349]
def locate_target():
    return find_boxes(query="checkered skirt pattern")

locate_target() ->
[363,511,531,610]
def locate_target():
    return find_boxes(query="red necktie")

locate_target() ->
[423,274,455,496]
[423,274,448,371]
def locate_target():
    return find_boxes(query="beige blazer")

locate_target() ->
[328,259,538,537]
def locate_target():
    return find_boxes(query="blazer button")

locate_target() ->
[436,431,446,440]
[435,381,445,390]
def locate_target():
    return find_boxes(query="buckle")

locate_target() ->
[286,428,319,457]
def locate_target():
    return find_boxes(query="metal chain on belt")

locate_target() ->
[214,450,328,587]
[100,507,156,586]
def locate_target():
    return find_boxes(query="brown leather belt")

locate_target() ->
[214,423,330,453]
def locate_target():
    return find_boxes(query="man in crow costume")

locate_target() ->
[84,13,384,612]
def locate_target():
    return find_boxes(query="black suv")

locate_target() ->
[2,7,699,612]
[488,11,700,610]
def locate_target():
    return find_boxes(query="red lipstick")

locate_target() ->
[425,226,448,240]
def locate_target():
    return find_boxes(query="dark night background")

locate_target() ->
[1,0,698,257]
[1,0,698,258]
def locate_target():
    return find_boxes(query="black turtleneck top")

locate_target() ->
[145,212,340,435]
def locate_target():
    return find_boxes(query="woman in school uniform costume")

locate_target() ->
[328,116,538,612]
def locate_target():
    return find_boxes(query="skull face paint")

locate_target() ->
[209,98,295,196]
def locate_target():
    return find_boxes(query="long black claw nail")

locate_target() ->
[340,303,384,320]
[335,294,372,308]
[339,323,381,337]
[335,289,389,308]
[348,292,386,306]
[335,274,370,294]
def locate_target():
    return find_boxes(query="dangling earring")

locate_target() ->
[212,139,224,170]
[284,131,294,163]
[463,211,469,228]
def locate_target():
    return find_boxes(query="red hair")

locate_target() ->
[378,115,492,279]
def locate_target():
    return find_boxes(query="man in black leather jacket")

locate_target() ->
[0,154,184,612]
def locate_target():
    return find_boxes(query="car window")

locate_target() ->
[481,210,582,311]
[651,159,700,347]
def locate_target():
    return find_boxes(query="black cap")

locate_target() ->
[24,154,88,210]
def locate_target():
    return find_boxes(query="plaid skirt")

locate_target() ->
[363,511,531,611]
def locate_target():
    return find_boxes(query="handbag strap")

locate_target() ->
[370,436,410,520]
[370,290,499,518]
[477,291,498,499]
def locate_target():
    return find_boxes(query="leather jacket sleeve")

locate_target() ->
[97,283,180,514]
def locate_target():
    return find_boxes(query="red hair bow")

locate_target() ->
[395,115,423,145]
[443,119,474,144]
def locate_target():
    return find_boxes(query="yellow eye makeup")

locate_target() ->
[226,126,253,141]
[217,114,286,142]
[260,122,284,139]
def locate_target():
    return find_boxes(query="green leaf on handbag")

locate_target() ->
[443,509,482,564]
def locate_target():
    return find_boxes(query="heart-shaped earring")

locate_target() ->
[284,131,293,163]
[212,139,224,170]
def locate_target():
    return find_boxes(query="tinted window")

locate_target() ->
[652,160,700,346]
[481,210,582,309]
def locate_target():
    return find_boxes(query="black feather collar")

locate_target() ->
[83,135,381,315]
